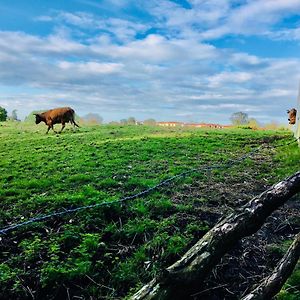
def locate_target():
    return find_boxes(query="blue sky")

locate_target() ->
[1,0,300,124]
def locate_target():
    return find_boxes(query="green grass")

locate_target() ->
[0,122,299,299]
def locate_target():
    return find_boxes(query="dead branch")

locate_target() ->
[241,232,300,300]
[131,171,300,299]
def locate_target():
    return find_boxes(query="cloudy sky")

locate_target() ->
[0,0,300,123]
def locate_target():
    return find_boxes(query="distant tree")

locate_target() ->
[82,113,103,125]
[127,117,136,125]
[0,106,8,122]
[143,118,156,125]
[230,112,249,126]
[11,109,18,121]
[120,119,128,125]
[248,118,260,129]
[264,121,280,130]
[109,121,119,125]
[24,110,44,123]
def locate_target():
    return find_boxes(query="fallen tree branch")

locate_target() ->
[241,232,300,300]
[131,171,300,299]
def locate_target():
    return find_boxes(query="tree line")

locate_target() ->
[0,106,157,125]
[0,106,283,129]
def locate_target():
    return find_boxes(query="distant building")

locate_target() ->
[183,123,225,128]
[157,121,184,127]
[157,121,232,128]
[135,121,143,125]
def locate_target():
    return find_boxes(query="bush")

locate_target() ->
[0,106,7,121]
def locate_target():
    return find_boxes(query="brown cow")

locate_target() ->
[287,108,297,125]
[34,107,79,133]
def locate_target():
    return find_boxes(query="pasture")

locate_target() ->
[0,122,299,299]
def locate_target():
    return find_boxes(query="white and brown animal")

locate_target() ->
[287,108,297,125]
[34,107,79,133]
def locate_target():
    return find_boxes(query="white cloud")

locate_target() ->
[208,71,253,88]
[0,31,86,57]
[146,0,300,41]
[230,53,266,67]
[149,0,230,27]
[221,0,300,36]
[38,11,149,42]
[88,34,218,63]
[267,27,300,41]
[194,103,261,112]
[58,61,124,74]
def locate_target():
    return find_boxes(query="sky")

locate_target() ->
[0,0,300,124]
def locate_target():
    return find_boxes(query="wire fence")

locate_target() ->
[0,136,298,236]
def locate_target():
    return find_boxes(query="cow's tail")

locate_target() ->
[71,109,80,128]
[72,119,80,127]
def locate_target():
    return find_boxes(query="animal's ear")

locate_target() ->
[287,110,290,113]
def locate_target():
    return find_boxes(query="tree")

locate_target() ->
[0,106,7,121]
[120,119,128,125]
[11,110,18,121]
[230,111,249,126]
[143,118,156,125]
[264,120,280,130]
[248,118,260,129]
[82,113,103,125]
[109,121,119,125]
[127,117,136,125]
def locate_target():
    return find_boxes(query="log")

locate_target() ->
[131,171,300,299]
[241,232,300,300]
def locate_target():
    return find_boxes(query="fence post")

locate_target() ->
[295,81,300,144]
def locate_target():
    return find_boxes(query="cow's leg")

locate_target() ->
[46,119,57,134]
[46,125,56,134]
[52,125,58,134]
[50,122,57,134]
[60,122,66,133]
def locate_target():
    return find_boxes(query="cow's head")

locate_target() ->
[287,108,297,125]
[34,113,43,124]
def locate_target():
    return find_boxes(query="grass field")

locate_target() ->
[0,122,299,299]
